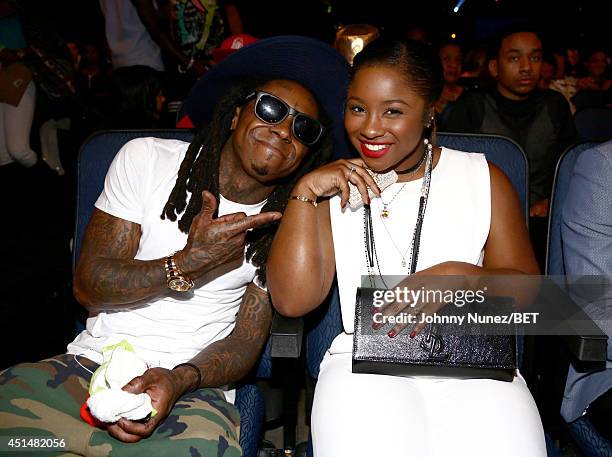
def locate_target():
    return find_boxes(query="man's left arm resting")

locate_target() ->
[107,282,272,442]
[178,282,273,390]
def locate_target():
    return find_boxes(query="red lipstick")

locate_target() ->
[360,141,392,158]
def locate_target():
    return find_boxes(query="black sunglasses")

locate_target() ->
[243,91,324,146]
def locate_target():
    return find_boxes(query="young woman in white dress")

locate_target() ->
[267,39,546,457]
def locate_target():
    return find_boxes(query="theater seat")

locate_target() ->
[544,140,611,456]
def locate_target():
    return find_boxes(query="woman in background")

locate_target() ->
[0,0,37,169]
[435,41,463,118]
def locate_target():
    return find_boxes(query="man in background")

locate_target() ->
[442,27,576,267]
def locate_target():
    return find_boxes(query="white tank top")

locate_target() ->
[330,148,491,336]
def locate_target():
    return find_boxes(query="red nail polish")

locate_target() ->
[409,331,416,339]
[388,330,397,338]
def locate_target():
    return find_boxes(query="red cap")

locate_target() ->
[176,114,195,129]
[212,34,258,63]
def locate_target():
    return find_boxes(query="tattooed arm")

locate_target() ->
[180,282,273,388]
[74,190,281,312]
[107,282,272,442]
[73,208,166,311]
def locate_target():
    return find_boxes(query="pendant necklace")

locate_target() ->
[363,139,434,279]
[379,149,427,218]
[379,184,406,218]
[379,212,411,267]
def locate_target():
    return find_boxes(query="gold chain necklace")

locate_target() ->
[379,183,406,218]
[380,149,428,218]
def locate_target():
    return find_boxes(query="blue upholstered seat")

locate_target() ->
[546,140,612,457]
[546,141,602,276]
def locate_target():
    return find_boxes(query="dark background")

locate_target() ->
[37,0,610,52]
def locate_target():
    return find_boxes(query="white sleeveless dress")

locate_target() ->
[312,148,546,457]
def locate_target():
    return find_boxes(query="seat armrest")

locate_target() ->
[552,290,608,364]
[270,312,303,358]
[561,333,608,364]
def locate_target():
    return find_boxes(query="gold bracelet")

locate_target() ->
[290,195,318,207]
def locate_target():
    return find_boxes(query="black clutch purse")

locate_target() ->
[352,287,517,382]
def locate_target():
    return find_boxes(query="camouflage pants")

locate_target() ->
[0,354,242,456]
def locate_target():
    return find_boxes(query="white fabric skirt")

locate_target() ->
[311,348,546,457]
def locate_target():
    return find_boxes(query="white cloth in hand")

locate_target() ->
[87,389,153,423]
[86,340,154,423]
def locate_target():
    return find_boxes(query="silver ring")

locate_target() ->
[347,165,356,180]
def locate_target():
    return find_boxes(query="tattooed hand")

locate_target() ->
[175,190,281,279]
[74,192,280,310]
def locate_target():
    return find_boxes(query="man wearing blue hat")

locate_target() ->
[0,36,349,455]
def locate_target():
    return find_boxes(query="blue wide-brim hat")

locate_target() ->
[180,35,352,158]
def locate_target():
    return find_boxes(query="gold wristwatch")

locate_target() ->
[164,254,194,292]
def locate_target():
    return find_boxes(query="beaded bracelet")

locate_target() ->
[290,195,318,207]
[173,362,202,392]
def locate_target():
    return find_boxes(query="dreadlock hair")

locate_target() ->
[352,38,444,144]
[161,76,334,286]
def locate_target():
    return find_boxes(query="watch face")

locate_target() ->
[168,277,194,292]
